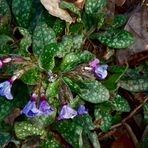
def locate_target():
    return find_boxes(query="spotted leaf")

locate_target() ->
[33,22,56,57]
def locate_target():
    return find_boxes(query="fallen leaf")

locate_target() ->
[4,108,20,126]
[116,5,148,64]
[115,0,126,6]
[40,0,74,23]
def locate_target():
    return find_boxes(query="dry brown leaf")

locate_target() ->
[40,0,74,23]
[115,0,126,6]
[116,5,148,64]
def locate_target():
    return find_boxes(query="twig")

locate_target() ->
[98,96,148,140]
[124,123,138,147]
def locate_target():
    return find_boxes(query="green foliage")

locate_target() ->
[33,22,56,57]
[144,103,148,124]
[52,120,83,148]
[78,80,110,103]
[21,68,39,85]
[119,78,148,92]
[14,121,46,140]
[60,50,94,72]
[111,95,130,112]
[39,43,59,71]
[12,0,33,28]
[91,29,134,48]
[0,132,11,147]
[85,0,107,15]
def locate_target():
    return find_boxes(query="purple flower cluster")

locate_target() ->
[21,93,54,117]
[58,104,88,120]
[89,58,108,80]
[0,75,17,100]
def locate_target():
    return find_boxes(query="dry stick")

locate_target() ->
[98,96,148,140]
[124,123,139,147]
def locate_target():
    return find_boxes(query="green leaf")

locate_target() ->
[21,68,40,85]
[0,132,11,147]
[52,120,83,148]
[85,0,107,15]
[144,103,148,124]
[0,35,13,50]
[52,18,65,36]
[91,29,134,48]
[94,110,112,132]
[33,22,56,57]
[57,34,83,58]
[0,0,11,34]
[41,132,61,148]
[60,1,81,20]
[108,65,127,73]
[79,80,110,103]
[14,121,46,140]
[62,77,81,93]
[39,43,59,71]
[30,111,56,127]
[46,80,60,98]
[17,27,32,56]
[118,78,148,92]
[111,95,130,112]
[108,14,127,29]
[12,0,33,28]
[0,98,12,122]
[60,51,94,72]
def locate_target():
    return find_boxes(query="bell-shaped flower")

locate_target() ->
[21,100,42,117]
[77,105,88,115]
[58,104,77,120]
[38,94,54,115]
[0,81,13,100]
[93,64,108,79]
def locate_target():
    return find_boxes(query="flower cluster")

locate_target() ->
[89,58,108,79]
[58,104,88,120]
[21,93,54,117]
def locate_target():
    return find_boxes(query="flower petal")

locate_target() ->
[38,100,54,115]
[0,60,3,69]
[94,64,108,79]
[21,100,42,117]
[77,105,88,115]
[58,104,77,120]
[0,81,13,100]
[89,58,100,68]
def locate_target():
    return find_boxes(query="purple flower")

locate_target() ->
[77,105,88,115]
[0,81,13,100]
[38,100,54,115]
[0,60,3,69]
[89,58,100,68]
[58,104,77,120]
[93,64,108,79]
[21,93,54,117]
[21,100,42,117]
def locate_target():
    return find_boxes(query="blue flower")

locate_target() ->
[38,99,54,115]
[0,81,13,100]
[58,104,77,120]
[21,100,42,117]
[93,64,108,79]
[89,58,108,79]
[77,105,88,115]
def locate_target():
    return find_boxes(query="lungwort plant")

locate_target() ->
[1,0,146,147]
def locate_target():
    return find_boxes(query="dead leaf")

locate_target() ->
[116,5,148,64]
[111,136,134,148]
[4,108,20,126]
[40,0,74,23]
[74,0,85,9]
[115,0,126,6]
